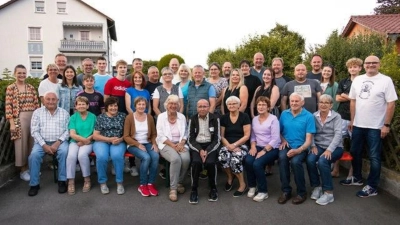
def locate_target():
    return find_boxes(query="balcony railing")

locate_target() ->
[59,40,106,52]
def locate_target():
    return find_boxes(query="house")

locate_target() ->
[0,0,117,78]
[341,14,400,53]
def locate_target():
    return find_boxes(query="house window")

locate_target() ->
[30,57,43,70]
[35,1,45,13]
[29,27,41,41]
[57,2,66,13]
[80,31,90,40]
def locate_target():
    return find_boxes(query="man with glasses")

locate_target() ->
[77,58,94,87]
[348,55,397,198]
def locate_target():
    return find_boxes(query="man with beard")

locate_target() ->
[222,61,232,79]
[306,54,323,81]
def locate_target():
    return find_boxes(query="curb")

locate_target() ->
[0,163,17,187]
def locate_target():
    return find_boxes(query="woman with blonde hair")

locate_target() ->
[220,69,248,115]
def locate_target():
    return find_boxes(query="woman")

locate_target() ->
[66,96,96,195]
[93,96,127,195]
[250,68,280,119]
[218,96,251,197]
[206,62,228,116]
[306,94,343,205]
[125,71,151,114]
[58,65,82,115]
[5,64,40,181]
[124,97,159,197]
[244,96,280,202]
[176,64,192,116]
[220,69,248,115]
[320,65,338,111]
[156,95,190,202]
[153,67,184,116]
[38,64,61,103]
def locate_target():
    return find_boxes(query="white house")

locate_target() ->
[0,0,117,78]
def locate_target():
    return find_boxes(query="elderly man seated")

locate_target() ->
[28,91,70,196]
[187,99,221,204]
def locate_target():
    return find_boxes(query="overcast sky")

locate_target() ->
[1,0,379,67]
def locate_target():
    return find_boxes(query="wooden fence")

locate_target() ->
[0,116,14,165]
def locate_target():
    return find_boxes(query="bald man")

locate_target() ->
[250,52,266,82]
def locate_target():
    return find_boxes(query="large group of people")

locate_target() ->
[5,53,397,206]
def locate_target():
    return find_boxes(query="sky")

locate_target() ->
[1,0,379,67]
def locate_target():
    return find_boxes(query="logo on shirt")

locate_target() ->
[114,86,127,91]
[359,81,374,99]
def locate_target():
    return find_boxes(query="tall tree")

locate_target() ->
[374,0,400,14]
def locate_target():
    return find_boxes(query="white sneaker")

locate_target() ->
[247,187,256,198]
[100,184,109,195]
[316,193,334,205]
[124,159,131,173]
[253,192,269,202]
[117,184,125,195]
[20,170,30,181]
[311,187,322,200]
[76,164,81,172]
[111,166,116,175]
[130,166,139,177]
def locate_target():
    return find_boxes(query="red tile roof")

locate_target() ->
[342,14,400,37]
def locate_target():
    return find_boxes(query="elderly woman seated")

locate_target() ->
[306,94,343,205]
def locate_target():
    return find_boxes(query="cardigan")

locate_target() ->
[123,113,157,147]
[156,111,187,150]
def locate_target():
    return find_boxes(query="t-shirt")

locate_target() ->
[221,112,251,144]
[43,74,62,80]
[281,79,322,113]
[349,73,398,129]
[250,67,266,82]
[68,112,96,143]
[306,72,322,81]
[94,73,112,96]
[104,77,131,114]
[77,90,104,116]
[126,87,151,113]
[38,79,62,97]
[336,76,353,120]
[244,75,262,109]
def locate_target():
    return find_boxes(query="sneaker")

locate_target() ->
[340,176,363,186]
[117,184,125,195]
[189,189,199,204]
[159,169,166,179]
[208,188,218,202]
[138,185,150,197]
[100,184,109,195]
[130,166,139,177]
[20,170,30,182]
[90,159,95,167]
[356,185,378,198]
[253,192,269,202]
[311,187,322,200]
[76,164,81,172]
[28,185,40,196]
[111,166,116,175]
[58,181,67,194]
[316,193,334,205]
[199,170,208,179]
[124,160,131,173]
[147,184,159,196]
[247,187,256,198]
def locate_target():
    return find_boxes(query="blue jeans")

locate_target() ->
[29,141,69,186]
[127,143,159,185]
[351,126,382,189]
[244,146,279,193]
[93,141,126,184]
[306,145,343,191]
[278,148,307,197]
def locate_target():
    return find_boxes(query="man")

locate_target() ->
[186,65,216,118]
[145,66,161,117]
[28,91,70,196]
[77,58,94,87]
[306,54,323,81]
[278,93,315,204]
[43,53,66,79]
[272,57,291,111]
[349,55,397,197]
[222,61,232,79]
[281,64,322,113]
[241,60,262,117]
[170,58,180,84]
[187,99,221,204]
[93,56,112,96]
[250,52,266,82]
[126,58,144,82]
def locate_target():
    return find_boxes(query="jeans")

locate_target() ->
[67,142,93,179]
[93,141,126,184]
[306,145,343,191]
[351,126,382,189]
[160,145,190,190]
[29,141,69,186]
[278,148,307,197]
[127,143,159,185]
[244,146,279,193]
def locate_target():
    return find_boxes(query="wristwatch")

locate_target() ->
[384,124,390,127]
[57,139,63,143]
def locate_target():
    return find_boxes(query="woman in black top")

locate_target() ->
[220,68,248,115]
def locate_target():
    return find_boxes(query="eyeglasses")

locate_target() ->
[319,102,331,105]
[163,73,173,76]
[364,62,379,65]
[227,103,239,106]
[197,105,209,108]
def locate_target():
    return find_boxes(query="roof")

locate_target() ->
[342,14,400,37]
[0,0,117,41]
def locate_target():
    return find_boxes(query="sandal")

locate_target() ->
[82,180,91,193]
[169,189,178,202]
[68,183,75,195]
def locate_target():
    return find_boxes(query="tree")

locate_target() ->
[374,0,400,14]
[142,60,159,74]
[1,68,12,80]
[157,54,185,71]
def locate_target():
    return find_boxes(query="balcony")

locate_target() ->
[59,40,106,53]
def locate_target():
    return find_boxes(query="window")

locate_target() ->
[35,1,45,13]
[80,31,90,40]
[30,57,43,70]
[29,27,41,41]
[57,2,66,13]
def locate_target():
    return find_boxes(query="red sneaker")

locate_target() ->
[147,183,159,196]
[138,185,150,197]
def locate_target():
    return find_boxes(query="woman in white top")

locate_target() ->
[156,94,190,202]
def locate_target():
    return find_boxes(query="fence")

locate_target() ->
[0,116,14,165]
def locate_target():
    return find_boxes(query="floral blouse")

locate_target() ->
[94,112,126,138]
[206,77,228,98]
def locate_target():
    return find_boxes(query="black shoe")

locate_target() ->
[58,181,67,194]
[159,169,166,180]
[189,189,199,204]
[208,188,218,202]
[199,170,208,179]
[224,177,235,192]
[233,186,248,197]
[28,185,40,196]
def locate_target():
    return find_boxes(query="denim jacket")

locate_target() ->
[58,84,82,113]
